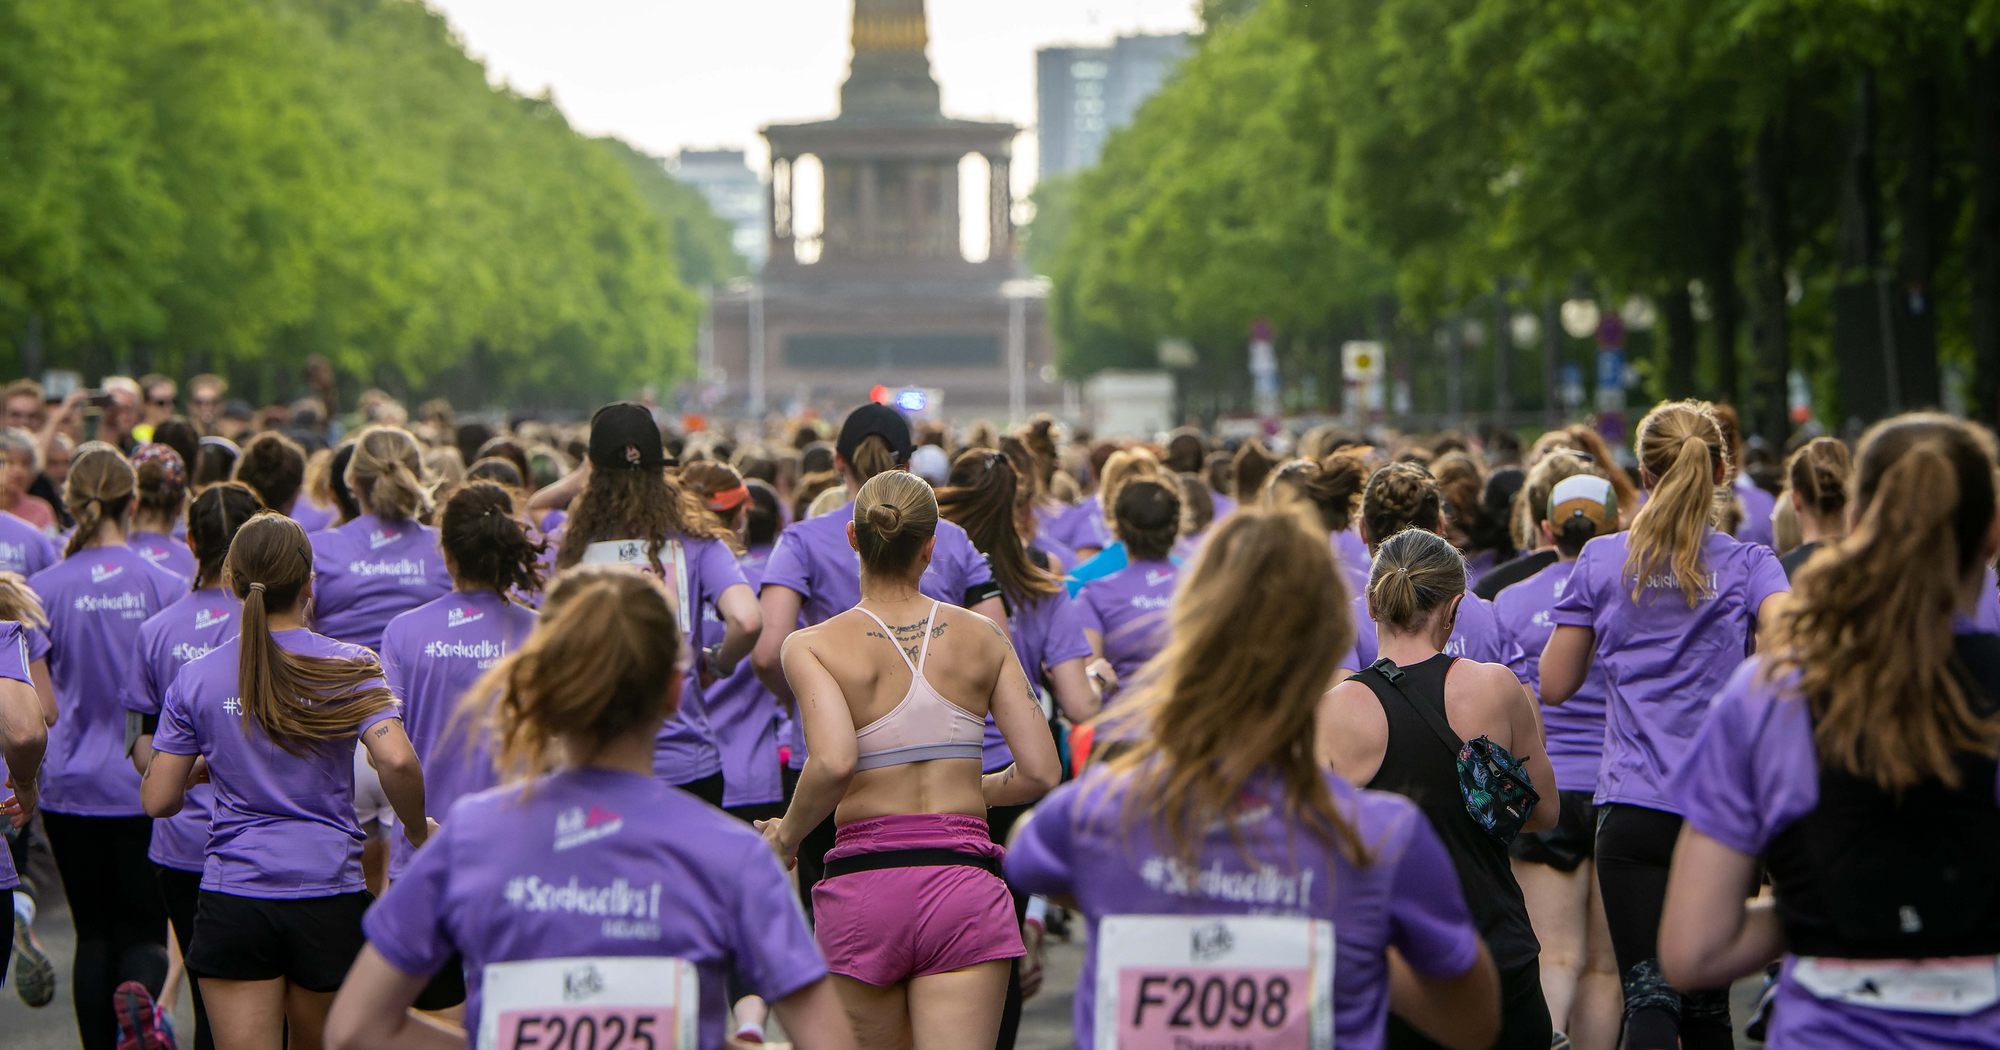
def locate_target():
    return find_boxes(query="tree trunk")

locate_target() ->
[1897,74,1941,408]
[1970,43,2000,423]
[1492,280,1514,415]
[1663,283,1698,399]
[1705,138,1745,407]
[1747,113,1792,445]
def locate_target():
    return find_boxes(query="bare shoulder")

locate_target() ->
[1449,658,1533,720]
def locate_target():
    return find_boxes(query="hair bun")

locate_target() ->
[866,502,904,535]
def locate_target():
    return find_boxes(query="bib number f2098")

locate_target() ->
[478,957,698,1050]
[1096,915,1334,1049]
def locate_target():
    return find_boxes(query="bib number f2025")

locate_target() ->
[478,957,698,1050]
[1096,915,1334,1049]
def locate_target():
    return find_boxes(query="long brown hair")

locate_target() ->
[1767,414,2000,793]
[939,449,1060,605]
[1105,509,1367,869]
[1788,437,1853,522]
[188,482,264,589]
[229,514,397,754]
[679,461,750,555]
[1360,463,1442,551]
[64,442,135,558]
[555,466,728,572]
[475,566,683,785]
[440,482,544,596]
[1624,400,1727,606]
[1266,452,1368,535]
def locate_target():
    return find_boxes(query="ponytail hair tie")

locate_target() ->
[248,582,266,595]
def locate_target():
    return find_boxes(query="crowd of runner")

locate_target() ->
[1,374,1996,1050]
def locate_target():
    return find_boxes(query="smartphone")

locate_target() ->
[83,389,116,409]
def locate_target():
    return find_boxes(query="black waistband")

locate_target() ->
[821,848,1001,879]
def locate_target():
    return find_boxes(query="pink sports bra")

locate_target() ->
[851,601,987,771]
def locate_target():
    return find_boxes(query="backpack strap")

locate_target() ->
[1356,657,1463,758]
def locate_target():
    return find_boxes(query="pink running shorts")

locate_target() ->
[811,812,1023,985]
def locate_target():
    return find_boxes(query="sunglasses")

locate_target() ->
[148,397,175,407]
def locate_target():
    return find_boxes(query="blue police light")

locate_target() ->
[894,389,928,412]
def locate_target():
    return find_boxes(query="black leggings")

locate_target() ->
[156,865,213,1050]
[780,765,840,925]
[1595,804,1730,1050]
[42,812,170,1050]
[988,802,1033,1050]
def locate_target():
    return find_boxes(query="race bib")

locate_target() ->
[1791,955,2000,1016]
[478,957,699,1050]
[1095,915,1334,1049]
[579,540,691,634]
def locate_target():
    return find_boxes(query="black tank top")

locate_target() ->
[1763,633,2000,959]
[1357,654,1540,968]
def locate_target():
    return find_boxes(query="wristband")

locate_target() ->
[1025,895,1049,928]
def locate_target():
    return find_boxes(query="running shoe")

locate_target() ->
[11,918,54,1007]
[114,981,178,1050]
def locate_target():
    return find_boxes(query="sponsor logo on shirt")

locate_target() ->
[1531,610,1553,629]
[1443,637,1467,657]
[193,608,232,632]
[1144,569,1175,588]
[0,542,28,570]
[222,697,242,716]
[446,606,484,628]
[554,805,624,851]
[369,527,402,550]
[1138,856,1318,907]
[90,563,124,584]
[1552,577,1567,599]
[171,641,216,662]
[1636,570,1718,594]
[135,546,170,567]
[1129,595,1171,611]
[500,875,663,940]
[346,557,430,586]
[421,638,506,667]
[73,591,148,619]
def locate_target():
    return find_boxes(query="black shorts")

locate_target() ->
[186,889,371,991]
[1508,790,1597,872]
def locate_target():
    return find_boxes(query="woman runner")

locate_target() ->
[29,443,187,1050]
[1776,437,1851,580]
[378,480,543,883]
[1660,413,2000,1049]
[126,482,265,1050]
[327,567,854,1050]
[128,445,195,580]
[1264,452,1372,596]
[310,427,451,651]
[1074,479,1181,701]
[233,433,313,527]
[1491,465,1622,1050]
[553,403,760,806]
[1319,527,1558,1050]
[1009,509,1503,1050]
[140,512,429,1050]
[1,583,51,1000]
[760,470,1059,1049]
[1537,400,1789,1050]
[753,403,1004,915]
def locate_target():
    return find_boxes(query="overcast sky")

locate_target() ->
[423,0,1201,186]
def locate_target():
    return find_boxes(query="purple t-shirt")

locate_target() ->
[129,530,196,582]
[310,514,453,651]
[632,535,747,788]
[380,590,539,877]
[1463,549,1500,590]
[30,547,186,816]
[363,767,828,1050]
[1674,655,2000,1049]
[1343,591,1517,673]
[1975,567,2000,633]
[1076,559,1179,691]
[1041,501,1109,553]
[0,621,31,891]
[289,499,338,534]
[1734,476,1777,550]
[1493,560,1608,794]
[0,512,58,577]
[984,587,1094,772]
[760,501,996,770]
[1211,492,1239,520]
[1006,765,1484,1050]
[152,629,399,898]
[1551,528,1788,811]
[702,546,784,808]
[124,588,242,871]
[1333,530,1371,599]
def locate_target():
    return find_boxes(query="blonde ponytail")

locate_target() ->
[0,572,47,629]
[344,426,434,522]
[1624,401,1726,607]
[63,443,136,558]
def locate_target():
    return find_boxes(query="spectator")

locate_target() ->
[139,374,178,429]
[217,400,254,441]
[187,373,227,431]
[0,430,57,532]
[5,380,42,432]
[101,376,142,453]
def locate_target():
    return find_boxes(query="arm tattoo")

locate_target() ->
[372,723,392,739]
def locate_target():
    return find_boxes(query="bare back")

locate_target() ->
[788,598,1011,823]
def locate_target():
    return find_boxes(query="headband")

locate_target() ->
[704,484,750,513]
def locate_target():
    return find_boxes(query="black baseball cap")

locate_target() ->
[836,402,913,466]
[588,402,667,470]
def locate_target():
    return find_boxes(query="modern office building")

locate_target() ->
[674,149,768,268]
[1037,32,1194,179]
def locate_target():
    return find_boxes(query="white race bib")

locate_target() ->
[477,957,699,1050]
[1791,955,2000,1016]
[1095,915,1334,1049]
[579,540,691,634]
